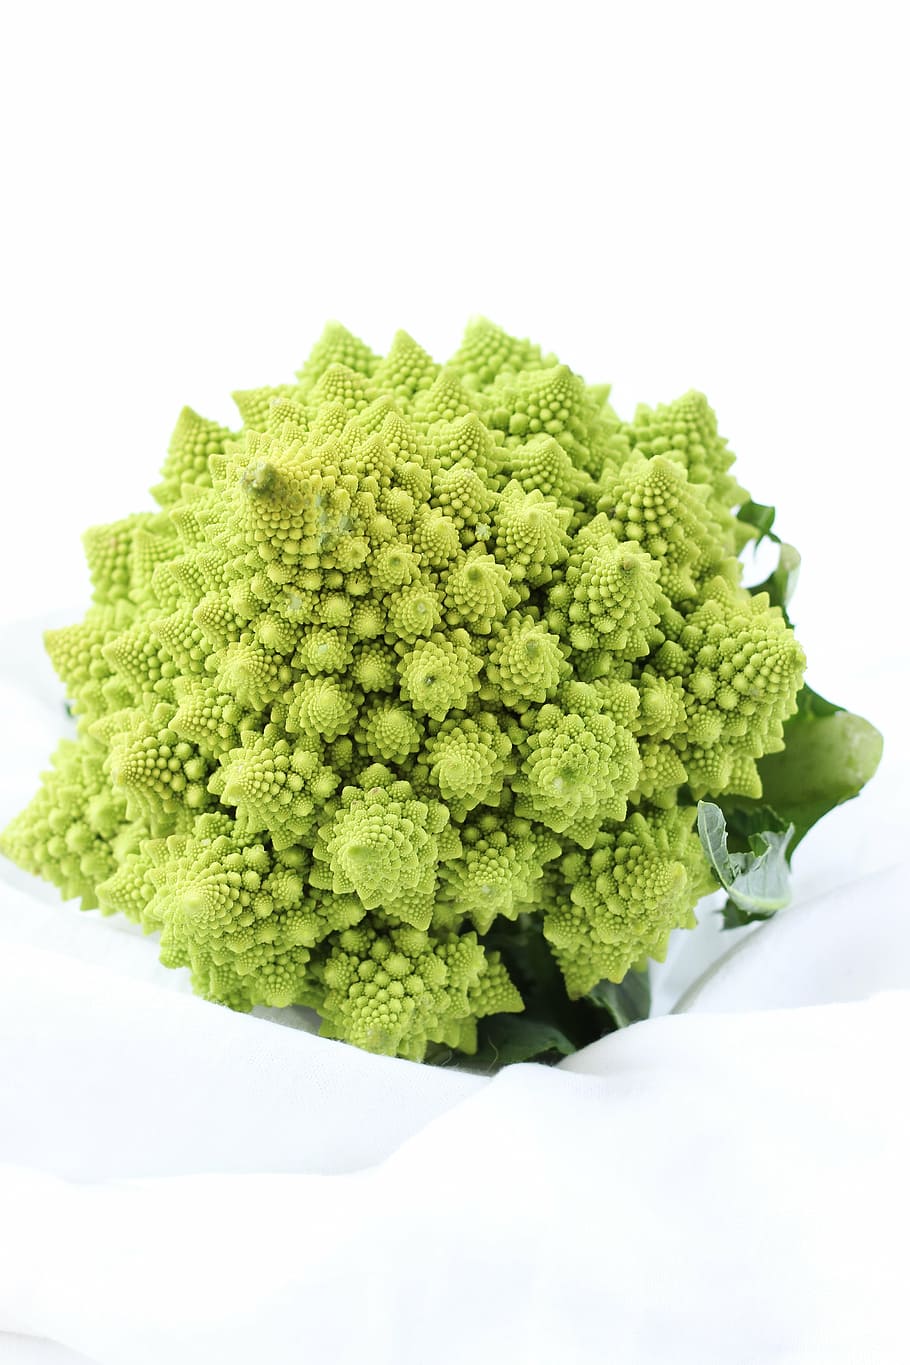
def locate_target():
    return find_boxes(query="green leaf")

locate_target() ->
[481,911,594,1039]
[738,501,799,620]
[587,971,651,1029]
[474,1014,576,1067]
[720,898,767,930]
[718,802,792,853]
[793,682,843,719]
[752,541,801,612]
[697,801,794,924]
[754,685,883,850]
[737,500,778,543]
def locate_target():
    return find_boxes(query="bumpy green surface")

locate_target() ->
[1,321,806,1059]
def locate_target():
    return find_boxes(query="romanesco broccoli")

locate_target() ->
[2,320,811,1061]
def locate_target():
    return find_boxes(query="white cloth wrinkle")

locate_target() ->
[1,997,908,1365]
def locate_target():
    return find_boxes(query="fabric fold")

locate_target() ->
[0,940,483,1181]
[2,995,908,1365]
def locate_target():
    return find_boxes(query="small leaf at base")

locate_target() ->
[697,801,793,925]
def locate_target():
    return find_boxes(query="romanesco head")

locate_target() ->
[1,319,806,1059]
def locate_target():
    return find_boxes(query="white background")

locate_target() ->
[1,0,907,690]
[1,6,909,1362]
[2,0,906,909]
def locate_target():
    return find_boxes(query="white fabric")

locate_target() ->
[2,619,909,1364]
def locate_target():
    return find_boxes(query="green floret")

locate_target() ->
[311,772,450,918]
[2,318,822,1062]
[2,738,128,909]
[512,701,640,841]
[320,920,491,1060]
[437,814,561,935]
[397,631,483,720]
[548,515,664,658]
[419,713,515,820]
[484,611,569,707]
[152,407,236,509]
[624,389,751,554]
[544,805,713,996]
